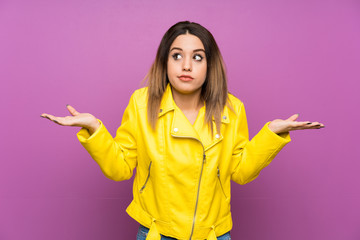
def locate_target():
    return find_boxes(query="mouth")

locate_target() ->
[178,75,194,81]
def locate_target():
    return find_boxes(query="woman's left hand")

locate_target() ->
[268,114,324,134]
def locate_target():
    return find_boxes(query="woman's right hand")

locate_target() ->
[41,105,100,135]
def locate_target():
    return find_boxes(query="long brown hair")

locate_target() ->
[145,21,229,134]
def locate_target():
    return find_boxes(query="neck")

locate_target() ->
[171,87,204,112]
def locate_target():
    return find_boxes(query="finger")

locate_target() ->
[294,123,325,130]
[312,123,325,129]
[288,121,309,128]
[52,119,61,125]
[305,122,323,128]
[293,121,324,128]
[41,113,64,125]
[66,105,80,116]
[287,114,299,122]
[40,113,54,121]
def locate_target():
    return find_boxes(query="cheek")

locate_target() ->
[167,61,175,77]
[200,65,207,79]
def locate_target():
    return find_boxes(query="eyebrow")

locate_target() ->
[170,47,205,53]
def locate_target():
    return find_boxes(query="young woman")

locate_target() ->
[41,21,324,240]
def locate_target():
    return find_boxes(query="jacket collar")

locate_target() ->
[212,105,230,124]
[158,84,230,151]
[158,84,230,124]
[158,84,175,118]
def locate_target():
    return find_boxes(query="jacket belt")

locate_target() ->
[127,201,232,239]
[145,222,224,240]
[146,219,161,240]
[145,223,217,240]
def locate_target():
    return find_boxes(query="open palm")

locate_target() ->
[41,105,100,135]
[268,114,324,134]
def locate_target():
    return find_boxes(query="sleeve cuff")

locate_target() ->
[263,121,291,144]
[77,119,104,143]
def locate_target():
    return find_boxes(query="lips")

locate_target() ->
[178,75,194,81]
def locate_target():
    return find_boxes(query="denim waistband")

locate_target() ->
[136,225,231,240]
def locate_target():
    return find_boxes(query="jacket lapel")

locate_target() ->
[194,106,230,151]
[171,105,200,140]
[159,84,200,140]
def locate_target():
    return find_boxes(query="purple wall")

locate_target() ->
[1,0,359,239]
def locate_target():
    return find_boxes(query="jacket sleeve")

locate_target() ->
[76,93,138,181]
[231,102,291,185]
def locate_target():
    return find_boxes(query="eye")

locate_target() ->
[172,53,182,60]
[193,54,203,61]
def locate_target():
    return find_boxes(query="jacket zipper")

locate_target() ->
[217,167,228,199]
[139,161,152,193]
[171,134,205,240]
[189,152,206,240]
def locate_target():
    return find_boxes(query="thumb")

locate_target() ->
[66,104,80,116]
[287,113,299,121]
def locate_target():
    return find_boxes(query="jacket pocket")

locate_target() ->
[139,161,152,193]
[217,167,228,199]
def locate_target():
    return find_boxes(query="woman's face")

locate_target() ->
[167,33,207,98]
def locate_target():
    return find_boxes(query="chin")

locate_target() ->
[169,80,204,95]
[174,87,202,96]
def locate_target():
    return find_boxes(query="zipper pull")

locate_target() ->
[203,154,206,164]
[217,167,220,177]
[139,162,152,193]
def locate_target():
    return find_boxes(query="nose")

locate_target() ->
[182,56,192,72]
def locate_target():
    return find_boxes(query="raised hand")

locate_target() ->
[41,105,100,135]
[268,114,324,135]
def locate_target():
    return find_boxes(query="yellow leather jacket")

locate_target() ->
[77,84,291,240]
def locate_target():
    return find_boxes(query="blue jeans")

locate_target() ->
[136,225,231,240]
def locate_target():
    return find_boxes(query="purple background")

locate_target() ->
[1,0,359,239]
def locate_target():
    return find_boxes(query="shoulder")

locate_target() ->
[227,92,244,112]
[129,86,149,109]
[224,93,247,125]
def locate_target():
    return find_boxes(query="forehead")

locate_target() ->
[170,33,205,50]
